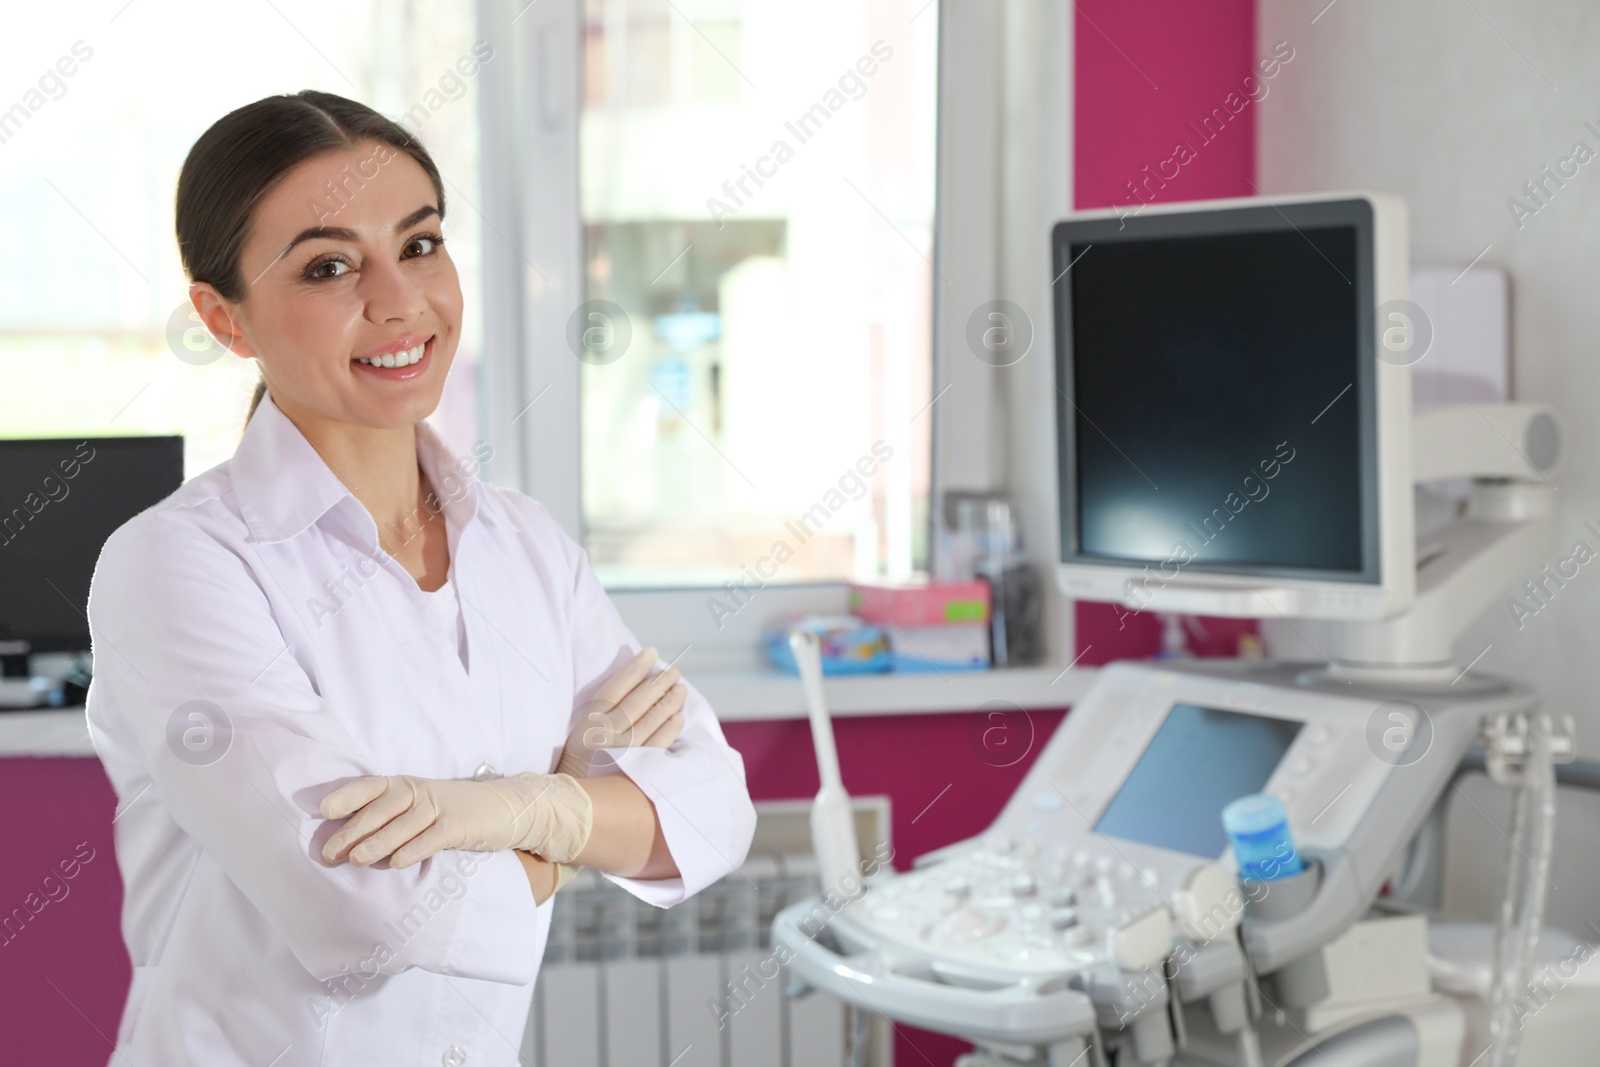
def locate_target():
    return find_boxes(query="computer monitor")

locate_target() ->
[0,436,184,666]
[1051,192,1414,621]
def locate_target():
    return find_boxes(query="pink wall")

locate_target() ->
[0,758,127,1065]
[0,3,1260,1062]
[1073,0,1259,213]
[1072,0,1260,679]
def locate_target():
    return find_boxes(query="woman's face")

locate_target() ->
[200,139,463,432]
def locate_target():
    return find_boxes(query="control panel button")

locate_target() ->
[1172,863,1241,942]
[1050,907,1079,930]
[940,909,1006,944]
[1110,906,1174,972]
[1010,875,1038,897]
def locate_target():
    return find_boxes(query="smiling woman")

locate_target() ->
[84,89,756,1067]
[175,91,462,441]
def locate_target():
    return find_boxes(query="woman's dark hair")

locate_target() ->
[174,90,447,432]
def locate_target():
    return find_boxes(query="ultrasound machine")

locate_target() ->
[773,194,1590,1066]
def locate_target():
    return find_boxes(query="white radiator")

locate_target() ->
[521,801,892,1067]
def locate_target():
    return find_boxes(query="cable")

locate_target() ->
[846,1003,871,1067]
[1484,713,1557,1067]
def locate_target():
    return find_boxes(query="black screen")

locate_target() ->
[1063,222,1368,577]
[1094,703,1303,858]
[0,437,183,653]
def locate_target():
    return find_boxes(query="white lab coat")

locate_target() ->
[85,395,757,1066]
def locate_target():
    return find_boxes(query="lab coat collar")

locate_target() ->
[232,392,498,545]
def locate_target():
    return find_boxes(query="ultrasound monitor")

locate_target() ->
[0,436,184,668]
[1051,193,1415,621]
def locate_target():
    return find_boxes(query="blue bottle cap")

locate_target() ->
[1222,793,1289,837]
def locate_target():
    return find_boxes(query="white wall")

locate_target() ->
[1258,0,1600,930]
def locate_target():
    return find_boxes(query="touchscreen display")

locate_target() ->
[1094,703,1302,857]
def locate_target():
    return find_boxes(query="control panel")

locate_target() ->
[774,658,1520,1058]
[852,834,1224,980]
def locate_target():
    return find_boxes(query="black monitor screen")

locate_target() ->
[1055,201,1378,582]
[0,437,184,654]
[1094,703,1303,858]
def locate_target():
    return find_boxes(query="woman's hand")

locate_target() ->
[515,851,579,905]
[319,771,593,869]
[556,645,688,779]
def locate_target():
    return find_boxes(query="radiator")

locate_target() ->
[521,801,892,1067]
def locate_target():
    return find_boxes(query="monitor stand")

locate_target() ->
[0,641,29,678]
[0,646,57,708]
[1316,480,1555,689]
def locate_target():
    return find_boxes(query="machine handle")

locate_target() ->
[772,900,1098,1047]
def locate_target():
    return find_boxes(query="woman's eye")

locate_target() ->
[304,234,442,281]
[307,258,349,280]
[405,235,443,258]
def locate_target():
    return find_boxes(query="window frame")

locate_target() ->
[474,0,1075,675]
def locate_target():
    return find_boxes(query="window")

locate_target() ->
[576,0,940,588]
[1,3,488,474]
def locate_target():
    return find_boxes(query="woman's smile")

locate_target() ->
[351,333,435,381]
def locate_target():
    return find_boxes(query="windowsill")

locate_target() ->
[0,665,1097,758]
[695,663,1097,721]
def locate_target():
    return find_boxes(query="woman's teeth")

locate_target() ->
[356,343,426,368]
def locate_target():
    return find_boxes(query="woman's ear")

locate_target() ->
[189,283,256,360]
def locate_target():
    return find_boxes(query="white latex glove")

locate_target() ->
[556,645,688,779]
[319,771,593,870]
[551,861,580,894]
[520,851,580,905]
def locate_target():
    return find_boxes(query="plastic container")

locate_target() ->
[1222,793,1304,881]
[849,579,990,627]
[763,614,891,675]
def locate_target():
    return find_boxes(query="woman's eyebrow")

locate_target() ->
[278,204,442,258]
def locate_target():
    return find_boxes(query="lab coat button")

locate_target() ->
[472,763,498,781]
[442,1044,467,1066]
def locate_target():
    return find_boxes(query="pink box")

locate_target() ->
[849,579,990,627]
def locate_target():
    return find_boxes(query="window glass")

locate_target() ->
[579,0,939,587]
[0,4,487,475]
